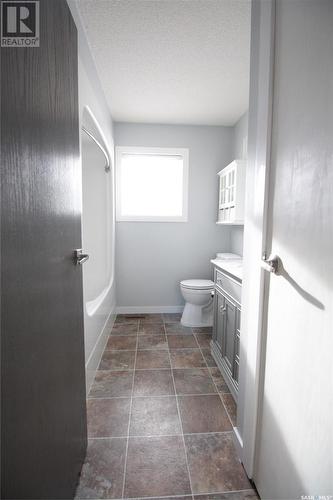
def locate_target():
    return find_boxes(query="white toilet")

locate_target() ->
[180,279,214,328]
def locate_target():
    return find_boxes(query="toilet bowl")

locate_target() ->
[180,279,214,328]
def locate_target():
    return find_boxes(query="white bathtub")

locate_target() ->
[81,106,116,391]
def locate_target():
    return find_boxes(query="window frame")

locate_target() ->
[115,146,189,222]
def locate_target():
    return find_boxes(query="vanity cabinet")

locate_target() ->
[211,268,241,400]
[217,159,246,225]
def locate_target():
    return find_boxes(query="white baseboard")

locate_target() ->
[115,305,184,314]
[85,310,116,393]
[233,425,244,462]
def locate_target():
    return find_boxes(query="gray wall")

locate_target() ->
[230,111,248,256]
[114,123,233,310]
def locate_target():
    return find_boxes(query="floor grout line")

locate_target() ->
[120,322,139,499]
[125,488,255,499]
[108,486,255,500]
[105,350,177,355]
[87,391,230,400]
[94,365,227,372]
[88,430,234,440]
[109,331,212,337]
[166,323,195,500]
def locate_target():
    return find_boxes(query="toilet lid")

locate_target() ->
[180,279,214,290]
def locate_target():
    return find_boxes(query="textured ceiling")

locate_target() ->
[77,0,251,126]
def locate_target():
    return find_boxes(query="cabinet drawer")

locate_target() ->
[215,269,241,304]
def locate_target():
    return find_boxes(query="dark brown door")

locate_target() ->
[1,1,87,498]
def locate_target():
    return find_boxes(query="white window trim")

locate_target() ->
[115,146,189,222]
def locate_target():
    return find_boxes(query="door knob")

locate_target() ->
[261,253,281,275]
[73,249,89,265]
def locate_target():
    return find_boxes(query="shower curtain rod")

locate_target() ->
[82,126,110,173]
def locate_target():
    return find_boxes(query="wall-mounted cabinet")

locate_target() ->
[217,159,246,225]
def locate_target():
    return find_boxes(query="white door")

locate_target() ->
[255,1,333,499]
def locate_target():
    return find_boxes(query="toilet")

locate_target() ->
[180,279,214,328]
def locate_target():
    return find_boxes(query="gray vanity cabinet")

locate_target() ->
[211,268,241,401]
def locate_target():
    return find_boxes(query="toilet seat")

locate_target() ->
[180,279,214,290]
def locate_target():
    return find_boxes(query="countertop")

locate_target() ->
[210,259,243,282]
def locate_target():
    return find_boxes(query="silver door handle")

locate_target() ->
[220,306,227,314]
[261,254,281,274]
[73,249,89,265]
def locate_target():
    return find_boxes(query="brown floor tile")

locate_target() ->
[167,334,198,349]
[129,396,181,436]
[173,368,217,395]
[209,368,231,394]
[201,348,217,367]
[192,326,213,334]
[163,313,183,323]
[110,323,138,336]
[195,333,212,349]
[145,497,191,500]
[115,314,141,324]
[89,370,133,398]
[75,438,126,499]
[133,369,175,396]
[87,398,130,438]
[178,395,232,433]
[195,491,259,500]
[139,315,164,325]
[106,335,137,351]
[136,350,171,369]
[124,436,191,498]
[165,323,193,335]
[185,433,251,494]
[98,350,135,371]
[141,313,164,321]
[138,334,167,350]
[221,393,237,426]
[170,349,206,368]
[138,323,165,335]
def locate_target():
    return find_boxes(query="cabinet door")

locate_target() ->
[219,173,227,207]
[221,296,237,377]
[214,291,225,351]
[233,307,241,383]
[227,167,236,205]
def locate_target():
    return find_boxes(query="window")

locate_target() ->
[116,147,189,222]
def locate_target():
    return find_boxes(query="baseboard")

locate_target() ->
[233,425,244,462]
[115,305,184,314]
[85,310,116,393]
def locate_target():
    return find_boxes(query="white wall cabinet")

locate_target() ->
[217,160,246,225]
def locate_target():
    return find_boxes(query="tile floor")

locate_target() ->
[75,314,258,500]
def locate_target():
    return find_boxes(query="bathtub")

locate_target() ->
[81,106,116,391]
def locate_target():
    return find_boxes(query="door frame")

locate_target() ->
[236,0,276,478]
